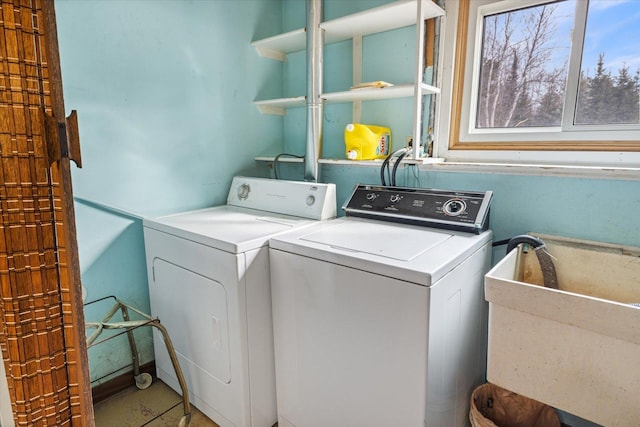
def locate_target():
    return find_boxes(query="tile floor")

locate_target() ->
[93,379,218,427]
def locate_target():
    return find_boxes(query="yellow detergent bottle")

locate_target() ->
[344,123,391,160]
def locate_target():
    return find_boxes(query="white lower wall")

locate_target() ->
[0,360,14,427]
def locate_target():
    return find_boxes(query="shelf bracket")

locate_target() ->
[254,46,286,62]
[257,105,287,116]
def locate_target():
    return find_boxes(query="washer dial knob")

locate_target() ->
[390,194,402,203]
[443,198,466,216]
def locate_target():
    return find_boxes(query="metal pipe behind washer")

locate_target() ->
[304,0,323,182]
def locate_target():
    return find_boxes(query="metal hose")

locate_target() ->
[507,234,558,289]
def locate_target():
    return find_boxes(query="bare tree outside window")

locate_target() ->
[476,0,640,130]
[476,2,572,129]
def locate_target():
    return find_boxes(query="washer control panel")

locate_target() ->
[343,184,492,233]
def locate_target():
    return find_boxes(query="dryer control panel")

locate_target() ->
[343,184,492,234]
[227,176,337,220]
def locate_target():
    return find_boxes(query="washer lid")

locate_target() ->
[269,217,492,286]
[143,205,315,253]
[301,220,451,261]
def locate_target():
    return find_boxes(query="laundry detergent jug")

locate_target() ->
[344,123,391,160]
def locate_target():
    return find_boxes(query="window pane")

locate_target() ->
[476,1,575,128]
[575,0,640,125]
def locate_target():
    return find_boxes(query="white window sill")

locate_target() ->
[429,148,640,180]
[256,155,640,180]
[318,155,640,181]
[423,159,640,181]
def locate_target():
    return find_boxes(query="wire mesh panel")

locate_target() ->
[0,1,90,425]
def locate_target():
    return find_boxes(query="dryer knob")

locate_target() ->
[306,195,316,206]
[237,184,251,200]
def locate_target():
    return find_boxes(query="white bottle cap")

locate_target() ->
[347,150,358,160]
[345,123,355,132]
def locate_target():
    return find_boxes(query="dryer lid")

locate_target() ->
[144,205,314,253]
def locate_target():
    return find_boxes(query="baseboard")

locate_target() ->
[91,361,156,404]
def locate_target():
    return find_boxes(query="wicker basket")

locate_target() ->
[470,383,560,427]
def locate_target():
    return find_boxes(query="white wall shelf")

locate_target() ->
[323,83,439,104]
[251,28,306,61]
[254,96,306,115]
[254,84,439,116]
[255,156,304,163]
[250,0,444,61]
[252,0,445,161]
[321,0,444,43]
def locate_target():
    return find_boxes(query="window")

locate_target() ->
[445,0,640,156]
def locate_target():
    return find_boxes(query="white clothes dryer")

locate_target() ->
[143,177,336,427]
[269,184,493,427]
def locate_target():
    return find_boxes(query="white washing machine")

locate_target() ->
[269,184,493,427]
[143,177,336,427]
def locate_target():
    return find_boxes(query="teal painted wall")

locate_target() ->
[57,0,281,217]
[55,0,282,385]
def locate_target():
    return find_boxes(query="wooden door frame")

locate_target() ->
[41,2,94,424]
[0,1,94,425]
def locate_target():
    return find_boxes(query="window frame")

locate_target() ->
[435,0,640,166]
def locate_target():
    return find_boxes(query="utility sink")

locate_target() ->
[485,233,640,427]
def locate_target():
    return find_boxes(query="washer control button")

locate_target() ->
[390,194,402,203]
[306,195,316,206]
[366,192,377,201]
